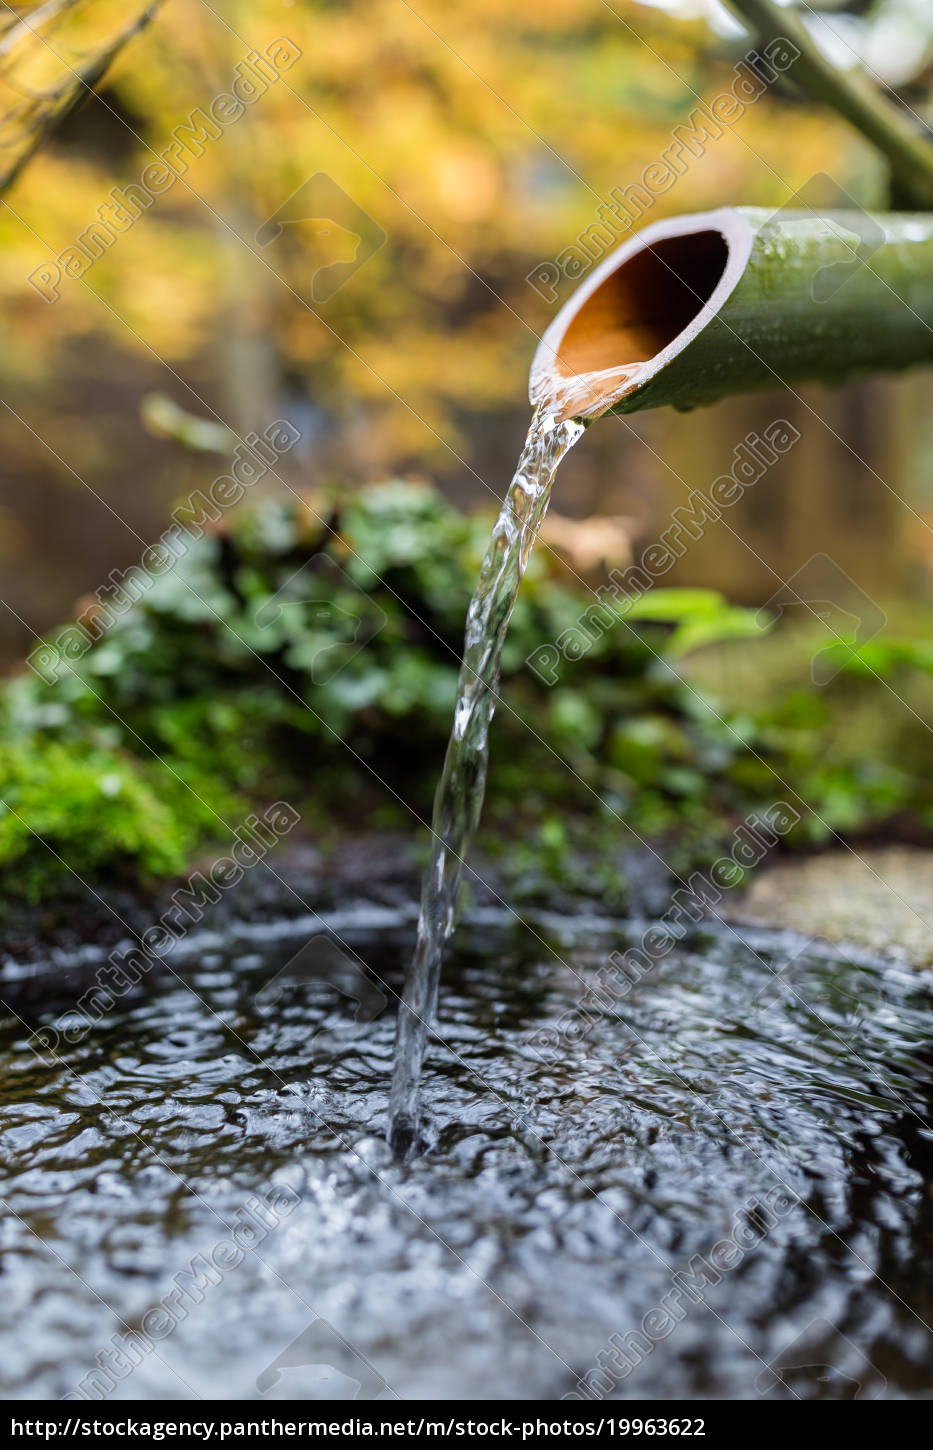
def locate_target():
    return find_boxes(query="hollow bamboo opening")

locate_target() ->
[555,231,729,381]
[530,209,751,419]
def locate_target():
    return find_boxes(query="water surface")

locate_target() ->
[2,912,932,1399]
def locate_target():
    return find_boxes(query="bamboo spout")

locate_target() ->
[530,206,933,420]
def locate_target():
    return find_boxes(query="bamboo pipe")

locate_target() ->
[529,206,933,421]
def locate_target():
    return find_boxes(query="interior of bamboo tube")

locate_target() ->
[550,229,730,408]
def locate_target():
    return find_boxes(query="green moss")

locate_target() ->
[0,738,233,901]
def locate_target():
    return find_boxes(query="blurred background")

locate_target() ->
[2,0,932,666]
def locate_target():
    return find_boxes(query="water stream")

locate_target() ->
[387,403,585,1153]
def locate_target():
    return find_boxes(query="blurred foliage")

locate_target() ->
[4,479,933,903]
[0,0,906,465]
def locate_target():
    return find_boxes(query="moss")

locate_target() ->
[0,738,233,902]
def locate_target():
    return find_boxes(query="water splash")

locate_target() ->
[387,402,585,1154]
[530,359,646,423]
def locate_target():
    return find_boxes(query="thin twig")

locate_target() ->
[0,1,162,194]
[0,1,81,59]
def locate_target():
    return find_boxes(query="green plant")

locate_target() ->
[4,481,931,906]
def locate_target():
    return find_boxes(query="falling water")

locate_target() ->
[387,401,586,1154]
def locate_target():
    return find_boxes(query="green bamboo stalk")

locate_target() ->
[726,0,933,210]
[531,207,933,419]
[620,207,933,414]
